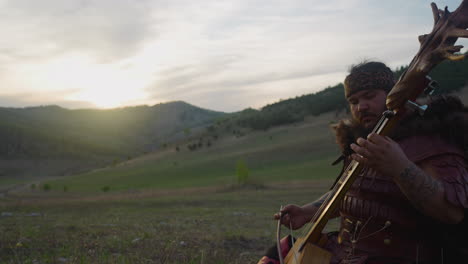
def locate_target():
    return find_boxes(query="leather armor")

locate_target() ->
[328,135,468,264]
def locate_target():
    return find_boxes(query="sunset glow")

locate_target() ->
[40,54,150,108]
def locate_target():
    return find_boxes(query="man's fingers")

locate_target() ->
[351,153,368,164]
[281,204,296,211]
[274,211,291,223]
[280,215,291,226]
[280,205,298,217]
[367,133,391,146]
[357,137,380,153]
[351,143,372,158]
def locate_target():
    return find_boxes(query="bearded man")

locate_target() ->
[258,61,468,264]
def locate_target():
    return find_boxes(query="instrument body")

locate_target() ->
[284,237,331,264]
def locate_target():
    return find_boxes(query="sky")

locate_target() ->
[0,0,466,112]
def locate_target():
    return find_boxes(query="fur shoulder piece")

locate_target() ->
[332,95,468,157]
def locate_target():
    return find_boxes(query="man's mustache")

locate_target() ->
[359,112,378,121]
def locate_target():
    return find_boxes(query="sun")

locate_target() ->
[41,54,150,108]
[70,87,146,109]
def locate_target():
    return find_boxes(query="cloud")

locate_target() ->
[147,60,347,112]
[0,88,96,109]
[0,0,466,112]
[142,0,433,111]
[0,0,156,63]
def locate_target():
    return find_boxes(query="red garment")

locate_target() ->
[257,236,292,264]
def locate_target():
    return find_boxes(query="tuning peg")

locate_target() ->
[424,76,438,95]
[406,100,428,116]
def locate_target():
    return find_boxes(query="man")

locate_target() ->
[259,61,468,264]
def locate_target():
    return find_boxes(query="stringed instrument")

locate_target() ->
[280,1,468,263]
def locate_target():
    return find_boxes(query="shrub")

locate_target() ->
[43,184,51,191]
[236,159,249,185]
[101,186,110,192]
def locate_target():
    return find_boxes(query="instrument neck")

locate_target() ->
[301,109,402,248]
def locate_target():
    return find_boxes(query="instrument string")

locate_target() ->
[284,114,390,258]
[294,113,390,243]
[277,206,285,264]
[295,167,346,240]
[289,221,299,264]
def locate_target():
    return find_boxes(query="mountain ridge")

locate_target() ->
[0,100,225,179]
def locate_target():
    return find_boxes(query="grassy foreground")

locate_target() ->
[0,180,339,264]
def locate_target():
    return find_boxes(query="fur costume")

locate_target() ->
[333,95,468,159]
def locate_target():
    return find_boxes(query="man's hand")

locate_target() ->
[350,133,411,177]
[273,204,311,230]
[350,133,464,224]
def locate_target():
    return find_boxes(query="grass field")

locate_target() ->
[0,180,339,264]
[36,112,342,193]
[0,112,344,263]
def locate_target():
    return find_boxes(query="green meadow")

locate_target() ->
[0,112,343,263]
[42,112,342,193]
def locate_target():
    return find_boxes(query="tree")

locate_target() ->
[236,159,249,185]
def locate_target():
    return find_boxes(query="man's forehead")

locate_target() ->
[347,89,375,101]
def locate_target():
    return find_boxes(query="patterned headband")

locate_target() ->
[344,68,395,98]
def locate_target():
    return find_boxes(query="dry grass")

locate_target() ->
[0,180,336,264]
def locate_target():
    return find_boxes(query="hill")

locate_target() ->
[0,101,224,181]
[40,83,468,193]
[41,111,344,192]
[228,55,468,131]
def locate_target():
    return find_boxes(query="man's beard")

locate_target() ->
[350,117,374,138]
[358,111,381,131]
[332,117,375,158]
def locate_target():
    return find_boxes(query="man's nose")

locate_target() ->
[358,102,369,112]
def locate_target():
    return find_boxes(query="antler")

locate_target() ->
[423,2,468,64]
[386,0,468,110]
